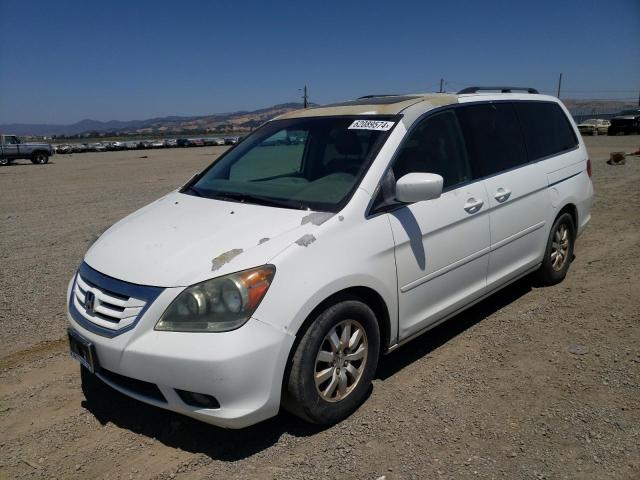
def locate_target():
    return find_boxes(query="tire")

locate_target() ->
[32,152,49,164]
[0,157,8,166]
[607,128,616,136]
[283,298,380,425]
[536,212,576,286]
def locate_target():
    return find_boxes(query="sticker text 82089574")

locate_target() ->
[348,120,395,131]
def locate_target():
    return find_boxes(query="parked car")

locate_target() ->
[224,137,240,145]
[87,142,106,152]
[0,134,54,165]
[72,143,89,153]
[191,138,205,147]
[176,138,192,147]
[124,141,141,150]
[608,109,640,135]
[212,137,226,146]
[67,87,593,429]
[55,144,73,154]
[576,118,610,136]
[165,139,178,148]
[150,139,166,148]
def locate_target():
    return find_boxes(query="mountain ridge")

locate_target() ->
[2,99,635,137]
[0,103,310,136]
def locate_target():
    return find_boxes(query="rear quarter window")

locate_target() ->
[514,102,578,161]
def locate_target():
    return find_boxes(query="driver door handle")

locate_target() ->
[494,188,511,203]
[464,197,484,214]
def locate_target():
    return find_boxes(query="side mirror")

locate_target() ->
[395,172,443,203]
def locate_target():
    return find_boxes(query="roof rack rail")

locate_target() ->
[457,86,539,94]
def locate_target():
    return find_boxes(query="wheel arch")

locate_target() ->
[280,285,392,397]
[31,150,50,158]
[556,202,578,228]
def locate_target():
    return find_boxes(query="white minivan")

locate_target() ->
[67,87,593,428]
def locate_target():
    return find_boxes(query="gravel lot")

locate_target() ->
[1,137,639,479]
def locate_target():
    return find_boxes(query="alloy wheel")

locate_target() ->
[314,319,368,402]
[550,223,570,271]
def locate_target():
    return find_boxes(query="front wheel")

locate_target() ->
[536,212,576,286]
[32,152,49,164]
[0,157,8,166]
[283,298,380,425]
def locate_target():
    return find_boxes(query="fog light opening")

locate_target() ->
[175,389,220,409]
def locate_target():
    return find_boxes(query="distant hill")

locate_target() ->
[2,99,636,137]
[0,103,313,137]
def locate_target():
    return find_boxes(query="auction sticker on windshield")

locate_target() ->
[348,120,395,131]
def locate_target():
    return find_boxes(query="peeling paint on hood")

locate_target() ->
[83,192,321,287]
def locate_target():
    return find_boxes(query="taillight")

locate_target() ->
[586,158,592,178]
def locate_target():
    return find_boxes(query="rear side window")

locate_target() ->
[456,103,528,178]
[514,102,578,161]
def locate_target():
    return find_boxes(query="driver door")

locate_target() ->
[4,136,20,158]
[384,110,490,339]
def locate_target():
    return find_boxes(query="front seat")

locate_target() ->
[324,131,364,176]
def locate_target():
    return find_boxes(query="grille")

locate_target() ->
[73,274,146,331]
[69,263,164,337]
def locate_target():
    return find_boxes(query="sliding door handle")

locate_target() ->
[494,188,511,203]
[464,198,484,214]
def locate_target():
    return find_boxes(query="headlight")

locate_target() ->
[155,265,275,332]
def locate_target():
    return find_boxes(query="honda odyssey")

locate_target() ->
[67,87,593,428]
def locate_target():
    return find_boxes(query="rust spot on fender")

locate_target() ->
[258,237,270,245]
[211,248,243,271]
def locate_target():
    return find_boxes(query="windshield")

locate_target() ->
[186,116,398,211]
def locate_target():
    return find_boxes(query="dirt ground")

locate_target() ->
[1,137,639,479]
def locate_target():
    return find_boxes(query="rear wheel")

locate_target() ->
[283,298,380,425]
[536,212,575,286]
[0,157,8,166]
[32,152,49,164]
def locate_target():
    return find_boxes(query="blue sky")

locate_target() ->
[0,0,638,124]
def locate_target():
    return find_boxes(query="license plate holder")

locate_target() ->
[67,328,98,373]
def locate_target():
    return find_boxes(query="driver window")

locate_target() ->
[8,136,19,144]
[392,110,471,190]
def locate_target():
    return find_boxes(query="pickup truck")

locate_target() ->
[608,109,640,136]
[0,134,54,166]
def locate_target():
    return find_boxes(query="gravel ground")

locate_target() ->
[0,136,639,479]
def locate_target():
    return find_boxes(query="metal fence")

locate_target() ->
[570,111,620,124]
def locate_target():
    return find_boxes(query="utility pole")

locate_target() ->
[557,73,563,98]
[301,85,308,108]
[439,78,444,93]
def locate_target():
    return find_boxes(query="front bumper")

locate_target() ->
[67,277,295,429]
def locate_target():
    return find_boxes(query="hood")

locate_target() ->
[84,191,331,287]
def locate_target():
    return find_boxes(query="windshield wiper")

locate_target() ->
[211,191,307,210]
[183,185,203,197]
